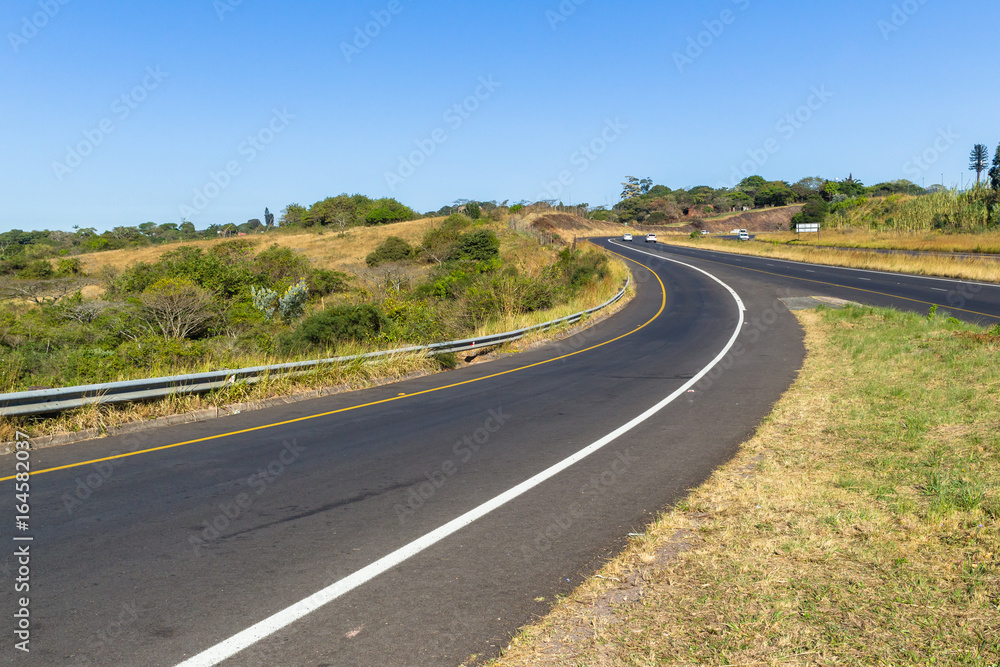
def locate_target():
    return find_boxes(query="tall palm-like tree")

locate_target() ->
[969,144,989,186]
[990,144,1000,191]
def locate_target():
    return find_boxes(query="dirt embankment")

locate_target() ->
[695,206,803,233]
[524,207,804,240]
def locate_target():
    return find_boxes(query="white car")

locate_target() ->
[738,231,750,241]
[700,230,709,235]
[623,233,632,241]
[645,233,657,243]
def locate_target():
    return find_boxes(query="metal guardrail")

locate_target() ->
[0,278,629,416]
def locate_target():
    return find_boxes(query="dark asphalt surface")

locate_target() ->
[638,240,1000,326]
[2,241,996,666]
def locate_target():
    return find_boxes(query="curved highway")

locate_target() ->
[2,240,997,666]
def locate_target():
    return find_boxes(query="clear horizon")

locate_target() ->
[4,0,998,232]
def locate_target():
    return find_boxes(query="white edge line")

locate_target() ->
[175,249,747,667]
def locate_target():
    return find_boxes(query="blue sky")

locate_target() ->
[3,0,998,232]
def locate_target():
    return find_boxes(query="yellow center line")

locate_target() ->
[659,243,1000,322]
[1,252,665,483]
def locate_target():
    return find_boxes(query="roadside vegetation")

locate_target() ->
[488,305,1000,666]
[0,213,628,439]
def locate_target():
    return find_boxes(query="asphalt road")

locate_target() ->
[2,241,996,666]
[626,239,1000,326]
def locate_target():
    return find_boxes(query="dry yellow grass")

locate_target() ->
[76,218,448,275]
[666,235,1000,283]
[760,228,1000,254]
[486,306,1000,666]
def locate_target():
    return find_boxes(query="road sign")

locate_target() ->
[797,223,820,233]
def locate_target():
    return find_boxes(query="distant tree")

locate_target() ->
[465,201,481,220]
[363,198,416,226]
[738,175,766,204]
[989,144,1000,191]
[138,222,157,238]
[620,176,650,200]
[264,207,275,228]
[280,203,307,227]
[791,177,825,200]
[179,221,197,236]
[821,181,840,201]
[754,181,795,207]
[836,174,865,198]
[970,144,989,186]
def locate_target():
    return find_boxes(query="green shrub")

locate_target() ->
[464,274,554,325]
[381,296,447,342]
[308,269,349,296]
[209,239,256,265]
[17,260,54,279]
[557,249,609,290]
[108,261,165,295]
[293,304,389,347]
[111,246,257,298]
[450,229,499,262]
[55,258,83,277]
[254,244,311,284]
[442,213,473,229]
[366,236,414,267]
[420,221,467,259]
[465,202,481,220]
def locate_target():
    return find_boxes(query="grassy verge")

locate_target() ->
[487,305,1000,666]
[664,235,1000,283]
[756,229,1000,254]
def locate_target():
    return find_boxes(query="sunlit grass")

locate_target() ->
[488,307,1000,666]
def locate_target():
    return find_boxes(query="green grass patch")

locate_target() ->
[489,305,1000,666]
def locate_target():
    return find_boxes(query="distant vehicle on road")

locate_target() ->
[645,233,657,243]
[623,233,632,241]
[700,230,709,235]
[738,231,750,241]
